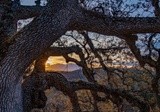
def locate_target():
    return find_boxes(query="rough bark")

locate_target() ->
[0,3,17,61]
[12,1,44,20]
[71,9,160,35]
[8,0,160,35]
[22,74,47,112]
[0,0,79,111]
[12,3,160,34]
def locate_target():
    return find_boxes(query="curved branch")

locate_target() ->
[35,72,151,112]
[151,0,160,17]
[13,5,44,20]
[71,9,160,35]
[121,35,157,67]
[71,81,150,112]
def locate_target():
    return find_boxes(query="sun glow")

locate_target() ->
[45,56,67,66]
[45,54,81,71]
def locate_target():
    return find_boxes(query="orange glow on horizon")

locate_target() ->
[45,56,67,66]
[45,56,67,71]
[45,54,135,72]
[45,54,81,71]
[46,53,80,66]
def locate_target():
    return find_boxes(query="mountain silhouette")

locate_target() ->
[47,63,81,72]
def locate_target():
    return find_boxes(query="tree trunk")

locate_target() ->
[0,3,77,111]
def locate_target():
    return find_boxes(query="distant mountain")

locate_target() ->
[46,63,81,72]
[60,69,88,81]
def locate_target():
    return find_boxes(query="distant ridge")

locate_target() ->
[46,63,81,72]
[60,69,88,82]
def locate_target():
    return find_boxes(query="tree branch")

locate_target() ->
[151,0,160,17]
[71,9,160,35]
[120,35,157,67]
[12,5,44,20]
[71,80,150,112]
[45,46,81,56]
[23,72,81,112]
[35,72,151,112]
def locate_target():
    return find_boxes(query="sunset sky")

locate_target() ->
[45,56,81,71]
[46,56,67,65]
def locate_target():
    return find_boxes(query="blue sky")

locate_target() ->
[20,0,47,6]
[20,0,35,5]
